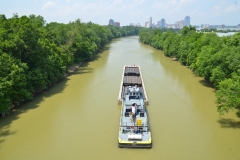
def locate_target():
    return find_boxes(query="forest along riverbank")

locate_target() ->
[0,14,140,117]
[0,36,240,160]
[139,27,240,117]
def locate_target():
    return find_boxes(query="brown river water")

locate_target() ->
[0,36,240,160]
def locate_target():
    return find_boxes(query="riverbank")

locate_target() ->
[65,62,84,77]
[1,37,133,118]
[1,62,84,118]
[139,28,240,116]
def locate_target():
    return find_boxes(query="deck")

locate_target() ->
[118,65,148,105]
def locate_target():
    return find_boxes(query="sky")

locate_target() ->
[0,0,240,26]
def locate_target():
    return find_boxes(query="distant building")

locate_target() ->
[201,24,209,29]
[145,21,150,28]
[135,23,141,27]
[166,24,176,29]
[150,17,152,28]
[129,23,141,27]
[152,23,158,28]
[114,22,120,27]
[160,18,166,28]
[175,20,184,29]
[144,17,152,28]
[157,21,161,28]
[220,24,225,29]
[109,19,114,26]
[184,16,190,27]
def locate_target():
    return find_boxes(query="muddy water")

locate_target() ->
[0,36,240,160]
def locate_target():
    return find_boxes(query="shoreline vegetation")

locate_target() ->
[139,26,240,117]
[8,61,83,112]
[0,14,140,118]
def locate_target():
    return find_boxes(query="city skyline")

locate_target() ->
[1,0,240,26]
[143,16,191,29]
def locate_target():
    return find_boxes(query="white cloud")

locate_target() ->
[134,0,145,5]
[179,0,192,4]
[113,0,122,5]
[129,11,142,16]
[151,1,169,9]
[211,5,221,16]
[152,0,192,9]
[190,9,206,17]
[42,1,56,10]
[170,0,178,5]
[224,4,240,13]
[40,0,148,21]
[118,5,128,11]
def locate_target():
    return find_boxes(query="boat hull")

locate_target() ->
[118,143,152,148]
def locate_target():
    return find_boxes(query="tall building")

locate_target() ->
[114,22,120,27]
[150,17,152,28]
[109,19,114,26]
[160,18,166,28]
[184,16,190,27]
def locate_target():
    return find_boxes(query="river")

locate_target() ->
[0,36,240,160]
[216,32,237,37]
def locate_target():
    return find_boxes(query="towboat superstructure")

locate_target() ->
[118,65,152,148]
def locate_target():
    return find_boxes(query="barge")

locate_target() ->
[118,65,152,148]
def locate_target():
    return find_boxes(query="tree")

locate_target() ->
[181,25,196,36]
[0,53,31,116]
[216,71,240,115]
[163,33,180,57]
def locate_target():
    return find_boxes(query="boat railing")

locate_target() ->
[121,122,148,127]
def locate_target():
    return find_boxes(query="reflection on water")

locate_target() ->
[0,36,240,160]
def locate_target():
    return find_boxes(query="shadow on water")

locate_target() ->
[218,118,240,129]
[198,79,215,89]
[147,44,216,91]
[72,47,109,75]
[0,49,107,148]
[0,78,69,148]
[0,43,113,148]
[0,125,17,149]
[72,62,93,75]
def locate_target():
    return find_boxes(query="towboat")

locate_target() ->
[118,65,152,148]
